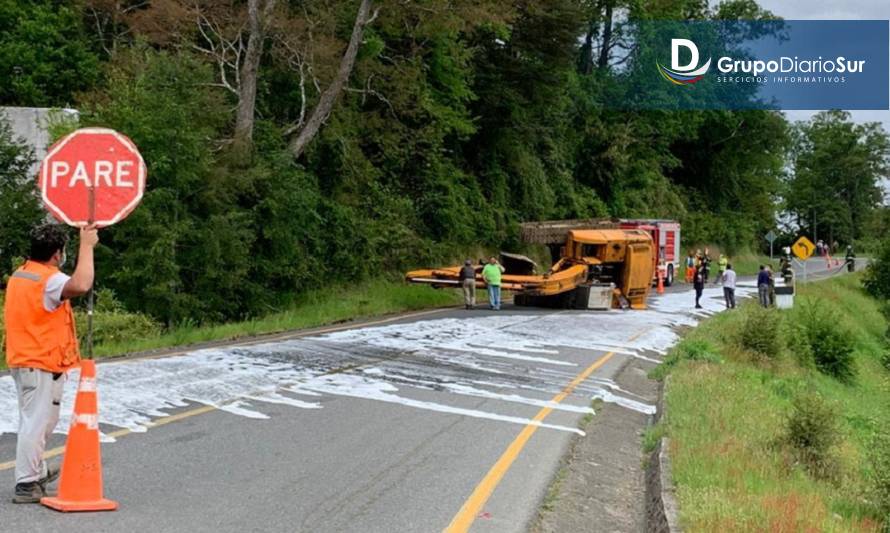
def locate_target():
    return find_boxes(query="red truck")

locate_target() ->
[619,219,681,286]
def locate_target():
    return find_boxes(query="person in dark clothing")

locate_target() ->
[693,266,705,309]
[757,265,770,308]
[700,249,712,283]
[766,265,776,307]
[845,245,856,273]
[458,259,477,309]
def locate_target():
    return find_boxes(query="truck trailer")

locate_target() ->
[405,228,656,310]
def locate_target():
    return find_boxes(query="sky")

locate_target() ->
[755,0,890,131]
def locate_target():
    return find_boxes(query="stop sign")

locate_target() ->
[39,128,147,228]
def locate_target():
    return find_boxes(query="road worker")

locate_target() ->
[685,252,695,283]
[700,248,712,284]
[4,224,98,503]
[716,254,728,285]
[482,257,505,310]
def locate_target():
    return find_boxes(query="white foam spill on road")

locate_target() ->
[290,373,585,436]
[361,367,594,415]
[0,284,754,440]
[591,388,657,415]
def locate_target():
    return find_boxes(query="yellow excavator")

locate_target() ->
[405,227,656,309]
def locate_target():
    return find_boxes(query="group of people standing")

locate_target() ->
[458,257,506,310]
[691,253,737,310]
[684,249,729,285]
[815,239,838,258]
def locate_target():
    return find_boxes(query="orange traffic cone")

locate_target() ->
[41,360,118,512]
[657,269,665,295]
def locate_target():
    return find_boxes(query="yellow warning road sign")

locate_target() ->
[793,236,815,260]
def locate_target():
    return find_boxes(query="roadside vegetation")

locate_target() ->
[653,270,890,531]
[729,249,782,276]
[0,280,460,370]
[1,0,888,334]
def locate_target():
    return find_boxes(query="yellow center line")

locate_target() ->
[443,327,652,533]
[0,405,217,472]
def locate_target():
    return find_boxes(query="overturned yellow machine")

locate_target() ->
[405,228,656,309]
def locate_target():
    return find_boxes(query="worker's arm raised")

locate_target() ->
[62,225,99,299]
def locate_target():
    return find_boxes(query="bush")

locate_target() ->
[864,238,890,300]
[74,289,161,349]
[784,392,841,479]
[739,306,783,359]
[792,301,856,383]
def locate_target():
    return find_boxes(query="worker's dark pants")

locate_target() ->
[723,287,736,309]
[758,284,770,307]
[695,287,703,307]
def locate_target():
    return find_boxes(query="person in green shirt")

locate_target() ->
[482,256,505,310]
[716,254,728,285]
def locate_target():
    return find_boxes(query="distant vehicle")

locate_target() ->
[618,219,681,287]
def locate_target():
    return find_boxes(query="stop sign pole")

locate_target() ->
[38,127,147,359]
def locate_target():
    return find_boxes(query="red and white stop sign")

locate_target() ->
[38,128,147,228]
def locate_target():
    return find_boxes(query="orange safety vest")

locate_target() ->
[4,260,80,373]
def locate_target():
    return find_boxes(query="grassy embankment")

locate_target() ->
[0,279,462,370]
[730,249,780,276]
[674,247,773,278]
[651,274,890,531]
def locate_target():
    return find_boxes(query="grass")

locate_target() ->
[730,250,780,276]
[0,279,463,369]
[657,274,889,531]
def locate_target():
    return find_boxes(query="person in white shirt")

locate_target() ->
[721,264,737,309]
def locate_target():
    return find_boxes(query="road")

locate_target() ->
[0,258,842,532]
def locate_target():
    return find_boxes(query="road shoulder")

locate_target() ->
[530,354,659,533]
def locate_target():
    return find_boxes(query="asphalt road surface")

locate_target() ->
[0,257,845,532]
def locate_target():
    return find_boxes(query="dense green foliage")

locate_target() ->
[0,0,99,106]
[864,238,890,300]
[0,0,886,325]
[0,116,42,275]
[787,111,890,246]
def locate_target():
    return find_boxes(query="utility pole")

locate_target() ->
[813,206,817,245]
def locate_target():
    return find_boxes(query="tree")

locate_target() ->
[0,114,43,276]
[0,0,100,106]
[288,0,379,159]
[232,0,277,156]
[787,111,890,244]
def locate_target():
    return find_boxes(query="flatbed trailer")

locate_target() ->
[406,229,655,309]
